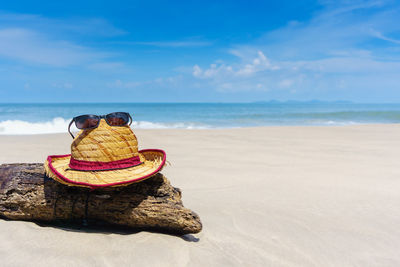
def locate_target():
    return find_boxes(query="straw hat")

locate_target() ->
[44,119,166,189]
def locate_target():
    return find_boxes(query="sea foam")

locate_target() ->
[0,118,71,135]
[0,118,208,135]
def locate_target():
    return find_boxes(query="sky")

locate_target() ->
[0,0,399,103]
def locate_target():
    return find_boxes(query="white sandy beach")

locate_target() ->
[1,124,400,266]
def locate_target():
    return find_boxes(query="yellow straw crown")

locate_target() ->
[71,119,141,162]
[44,118,166,188]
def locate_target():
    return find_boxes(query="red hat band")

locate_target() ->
[68,156,143,171]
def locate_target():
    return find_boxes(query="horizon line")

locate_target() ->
[2,100,400,105]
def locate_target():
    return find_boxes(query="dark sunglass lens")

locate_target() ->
[75,115,99,129]
[106,112,130,126]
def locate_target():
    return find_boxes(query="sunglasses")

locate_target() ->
[68,112,133,138]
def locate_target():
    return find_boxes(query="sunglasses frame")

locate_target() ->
[68,112,133,138]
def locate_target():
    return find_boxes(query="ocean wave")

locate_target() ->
[0,118,209,135]
[0,118,71,135]
[304,119,358,126]
[132,121,208,129]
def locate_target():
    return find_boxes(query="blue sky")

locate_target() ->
[0,0,399,102]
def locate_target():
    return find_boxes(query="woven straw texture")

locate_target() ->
[71,120,139,162]
[44,150,164,188]
[44,119,166,188]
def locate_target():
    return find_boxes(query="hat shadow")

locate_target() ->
[41,174,199,242]
[70,128,92,146]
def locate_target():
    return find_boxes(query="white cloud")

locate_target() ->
[187,0,400,96]
[236,51,279,76]
[192,51,279,80]
[0,12,126,37]
[192,63,233,78]
[107,75,183,90]
[0,12,124,67]
[251,0,400,60]
[192,65,203,77]
[0,28,108,67]
[369,29,400,45]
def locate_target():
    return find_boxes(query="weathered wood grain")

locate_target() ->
[0,163,202,235]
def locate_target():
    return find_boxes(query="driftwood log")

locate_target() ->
[0,163,202,235]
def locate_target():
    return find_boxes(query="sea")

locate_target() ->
[0,102,400,135]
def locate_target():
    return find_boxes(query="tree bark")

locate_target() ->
[0,163,202,235]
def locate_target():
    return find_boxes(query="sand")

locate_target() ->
[1,124,400,266]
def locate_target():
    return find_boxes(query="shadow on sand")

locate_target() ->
[32,220,200,242]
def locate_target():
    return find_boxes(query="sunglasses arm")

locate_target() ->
[128,113,133,126]
[68,119,75,139]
